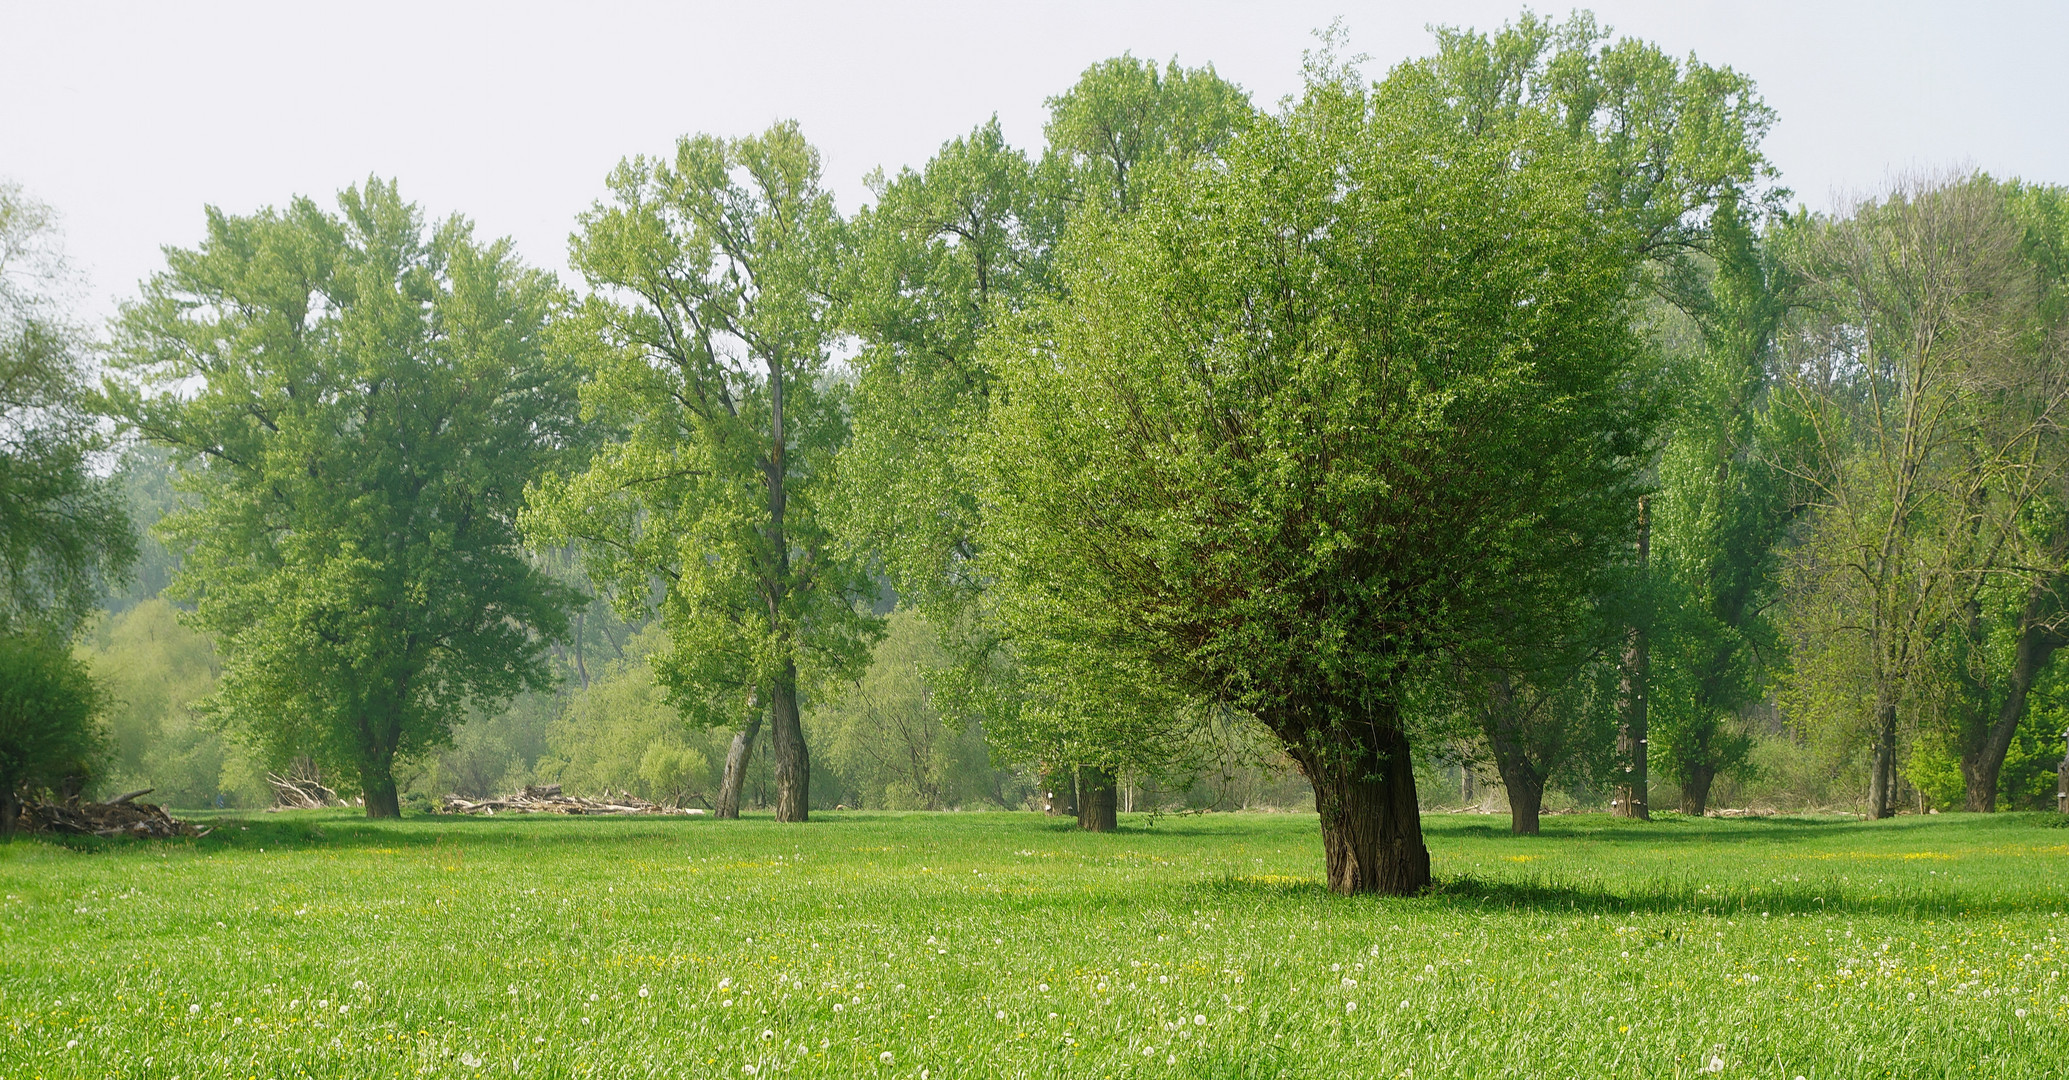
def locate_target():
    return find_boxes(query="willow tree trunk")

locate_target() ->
[1287,710,1430,896]
[1679,764,1716,816]
[716,711,763,819]
[1614,497,1651,820]
[0,788,19,837]
[362,765,401,819]
[770,662,809,823]
[1496,759,1546,836]
[1481,675,1544,835]
[1077,767,1117,832]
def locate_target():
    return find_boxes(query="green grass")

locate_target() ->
[5,810,2069,1079]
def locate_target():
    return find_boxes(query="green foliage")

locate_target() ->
[108,180,584,814]
[0,183,136,637]
[806,612,1021,810]
[836,119,1046,619]
[536,624,730,806]
[1042,54,1255,215]
[0,629,108,828]
[979,51,1654,794]
[75,598,260,808]
[525,122,879,731]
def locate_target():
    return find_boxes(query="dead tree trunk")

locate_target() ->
[1077,767,1117,832]
[716,711,763,820]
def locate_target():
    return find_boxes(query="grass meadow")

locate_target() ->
[5,809,2069,1079]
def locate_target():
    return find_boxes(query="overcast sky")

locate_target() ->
[4,0,2065,316]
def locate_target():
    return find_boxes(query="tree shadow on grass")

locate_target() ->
[1423,813,2010,847]
[1193,870,2055,919]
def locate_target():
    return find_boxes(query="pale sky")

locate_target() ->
[4,0,2064,317]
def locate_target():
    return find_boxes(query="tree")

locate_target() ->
[0,629,108,835]
[108,180,583,818]
[0,182,135,638]
[525,123,880,823]
[1418,13,1787,820]
[1646,198,1802,815]
[837,61,1253,831]
[977,56,1654,894]
[1450,605,1624,835]
[1778,174,2069,818]
[1043,54,1254,217]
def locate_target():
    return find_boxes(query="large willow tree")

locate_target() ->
[977,57,1655,894]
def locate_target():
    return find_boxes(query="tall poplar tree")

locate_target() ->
[527,123,879,823]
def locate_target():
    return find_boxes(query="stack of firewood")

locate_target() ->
[18,790,207,838]
[440,783,700,816]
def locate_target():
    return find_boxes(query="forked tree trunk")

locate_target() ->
[1614,498,1651,820]
[1289,717,1429,896]
[716,711,763,819]
[1679,763,1715,816]
[1481,674,1545,836]
[1077,767,1117,832]
[1868,699,1898,819]
[770,662,809,823]
[1041,766,1077,817]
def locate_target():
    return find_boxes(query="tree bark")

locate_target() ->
[362,766,401,819]
[0,787,19,837]
[1868,698,1898,819]
[1077,766,1117,832]
[716,711,763,819]
[1679,764,1715,816]
[1481,674,1546,836]
[1614,496,1652,820]
[1287,711,1430,896]
[770,661,809,823]
[1497,760,1546,836]
[1959,590,2061,812]
[1041,766,1077,817]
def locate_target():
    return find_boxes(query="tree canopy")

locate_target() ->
[108,180,583,817]
[977,52,1657,892]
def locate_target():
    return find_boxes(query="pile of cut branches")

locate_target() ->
[266,772,341,809]
[439,784,705,816]
[18,790,207,838]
